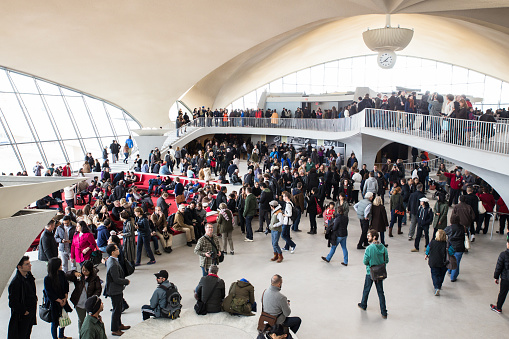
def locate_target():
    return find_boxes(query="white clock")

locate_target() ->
[377,51,396,69]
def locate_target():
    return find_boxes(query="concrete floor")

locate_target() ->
[1,161,509,338]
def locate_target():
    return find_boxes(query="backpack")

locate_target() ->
[288,201,299,222]
[159,283,182,319]
[166,213,176,232]
[226,283,249,314]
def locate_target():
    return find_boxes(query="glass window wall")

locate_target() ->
[0,66,140,174]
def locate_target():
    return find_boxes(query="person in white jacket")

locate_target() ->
[351,169,362,204]
[281,192,297,254]
[64,184,76,208]
[269,201,284,263]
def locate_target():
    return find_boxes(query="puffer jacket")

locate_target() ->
[444,223,466,253]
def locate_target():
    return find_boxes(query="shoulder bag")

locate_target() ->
[205,236,224,263]
[478,199,486,214]
[194,280,219,315]
[445,241,457,270]
[39,290,52,323]
[370,251,387,281]
[315,197,322,215]
[257,290,281,332]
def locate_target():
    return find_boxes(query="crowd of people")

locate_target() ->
[7,130,509,338]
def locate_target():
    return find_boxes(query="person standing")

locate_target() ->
[217,203,235,255]
[44,257,72,339]
[407,184,425,241]
[120,210,136,263]
[354,192,374,250]
[194,223,222,276]
[104,244,131,336]
[38,220,58,262]
[432,193,449,239]
[70,221,97,267]
[371,196,389,246]
[445,215,466,282]
[269,201,284,263]
[388,187,404,237]
[55,215,76,273]
[243,187,257,242]
[80,295,107,339]
[66,260,102,331]
[411,198,434,252]
[306,187,320,234]
[256,183,272,232]
[425,229,454,296]
[322,206,349,265]
[281,192,297,254]
[358,229,389,318]
[8,256,37,339]
[491,236,509,313]
[262,274,302,335]
[134,207,157,266]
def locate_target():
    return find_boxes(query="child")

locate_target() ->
[323,202,335,234]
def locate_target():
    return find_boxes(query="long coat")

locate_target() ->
[371,204,389,233]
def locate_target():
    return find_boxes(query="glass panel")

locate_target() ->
[324,68,338,87]
[41,141,67,167]
[282,83,297,93]
[452,66,468,84]
[268,78,283,93]
[0,144,21,174]
[484,76,502,106]
[0,69,13,92]
[108,105,130,135]
[0,93,35,143]
[60,87,81,97]
[8,72,38,94]
[36,79,61,95]
[436,63,452,84]
[124,114,139,134]
[310,64,324,85]
[324,60,338,68]
[66,96,96,137]
[296,69,310,86]
[20,94,58,141]
[243,91,257,109]
[232,97,244,110]
[0,120,9,144]
[82,137,102,159]
[282,73,296,85]
[84,96,114,137]
[62,139,84,163]
[468,69,485,83]
[44,95,77,139]
[16,143,43,171]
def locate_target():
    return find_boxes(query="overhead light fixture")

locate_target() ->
[363,15,414,69]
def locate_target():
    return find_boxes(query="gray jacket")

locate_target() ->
[54,224,76,252]
[362,177,378,196]
[150,280,173,318]
[262,285,291,325]
[104,257,129,297]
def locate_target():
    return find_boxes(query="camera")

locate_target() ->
[207,251,217,259]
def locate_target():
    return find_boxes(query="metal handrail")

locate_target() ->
[364,108,509,155]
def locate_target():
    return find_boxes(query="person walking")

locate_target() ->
[425,229,455,296]
[490,236,509,314]
[432,192,449,239]
[55,215,76,273]
[104,244,131,336]
[322,206,349,265]
[269,201,284,263]
[371,196,389,246]
[354,192,374,250]
[358,229,389,319]
[388,187,404,237]
[134,207,157,266]
[281,192,297,253]
[445,215,466,282]
[243,187,257,242]
[411,198,433,252]
[407,184,425,241]
[8,256,37,339]
[44,257,72,339]
[217,203,235,255]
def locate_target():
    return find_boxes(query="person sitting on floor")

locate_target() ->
[142,270,181,320]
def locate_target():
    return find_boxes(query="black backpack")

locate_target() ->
[288,201,299,222]
[159,283,182,319]
[166,213,176,233]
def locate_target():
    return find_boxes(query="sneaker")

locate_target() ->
[230,251,234,255]
[434,289,440,296]
[357,303,366,311]
[244,238,253,242]
[321,256,330,263]
[490,304,501,314]
[408,237,413,241]
[147,260,156,265]
[290,246,296,254]
[282,248,289,252]
[154,250,162,255]
[357,245,366,250]
[411,248,419,252]
[341,262,348,266]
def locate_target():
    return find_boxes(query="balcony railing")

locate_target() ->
[171,110,509,156]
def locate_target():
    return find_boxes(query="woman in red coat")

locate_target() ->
[476,187,496,234]
[71,221,97,266]
[497,197,509,235]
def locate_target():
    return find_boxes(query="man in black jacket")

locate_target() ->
[491,236,509,313]
[195,265,225,313]
[8,256,37,339]
[463,186,479,242]
[407,184,425,240]
[38,220,58,262]
[215,186,228,210]
[256,183,272,232]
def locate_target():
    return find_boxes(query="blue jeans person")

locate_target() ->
[360,274,387,316]
[430,266,448,290]
[136,233,155,264]
[448,251,463,281]
[282,224,296,250]
[271,229,282,254]
[325,236,348,264]
[402,202,407,224]
[245,215,254,240]
[291,208,302,231]
[389,209,403,230]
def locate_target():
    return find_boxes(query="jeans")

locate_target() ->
[408,214,418,238]
[282,224,296,250]
[271,230,282,254]
[51,321,64,339]
[201,266,208,276]
[326,236,348,264]
[136,234,155,264]
[402,202,407,224]
[360,274,387,316]
[414,224,430,250]
[291,209,302,231]
[150,235,160,251]
[389,210,403,229]
[245,215,254,240]
[430,266,448,290]
[448,251,464,281]
[282,316,302,334]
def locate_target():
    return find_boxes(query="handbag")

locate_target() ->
[478,200,486,214]
[90,250,103,266]
[176,194,185,204]
[205,236,224,263]
[445,242,457,270]
[370,252,387,281]
[39,290,52,323]
[257,290,280,332]
[194,280,219,315]
[58,309,72,328]
[315,197,322,215]
[464,233,471,250]
[122,260,135,277]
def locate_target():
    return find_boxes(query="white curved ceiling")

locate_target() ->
[1,1,509,126]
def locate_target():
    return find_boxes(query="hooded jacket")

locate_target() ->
[363,242,389,275]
